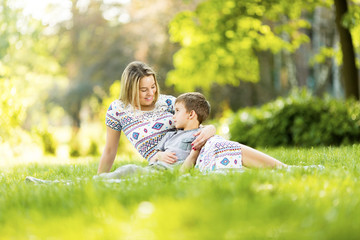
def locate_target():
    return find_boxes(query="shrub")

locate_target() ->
[229,89,360,147]
[34,128,57,155]
[87,140,100,156]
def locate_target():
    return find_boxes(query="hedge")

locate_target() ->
[229,89,360,147]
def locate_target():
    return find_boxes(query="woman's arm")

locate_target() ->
[180,149,200,172]
[97,127,121,174]
[191,125,216,150]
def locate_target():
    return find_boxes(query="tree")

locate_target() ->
[167,0,360,109]
[51,0,197,130]
[334,0,359,100]
[0,1,58,132]
[167,0,330,93]
[122,0,200,94]
[47,0,134,131]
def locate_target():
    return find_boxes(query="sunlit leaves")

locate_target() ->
[345,2,360,66]
[167,0,323,92]
[169,11,202,47]
[0,1,64,146]
[310,46,340,65]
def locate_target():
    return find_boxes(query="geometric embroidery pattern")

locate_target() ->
[152,122,164,130]
[105,94,176,161]
[132,132,139,140]
[220,158,230,166]
[195,135,242,173]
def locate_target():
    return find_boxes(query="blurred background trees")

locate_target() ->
[1,0,359,158]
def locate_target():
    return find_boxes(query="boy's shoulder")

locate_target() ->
[170,128,200,140]
[162,128,177,138]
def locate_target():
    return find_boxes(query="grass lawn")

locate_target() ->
[1,145,360,239]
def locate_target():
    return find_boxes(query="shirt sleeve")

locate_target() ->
[164,95,176,115]
[105,101,122,131]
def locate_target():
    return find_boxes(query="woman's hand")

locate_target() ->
[191,125,216,150]
[155,151,178,164]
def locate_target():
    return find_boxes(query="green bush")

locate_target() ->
[229,89,360,147]
[87,140,100,156]
[34,128,57,155]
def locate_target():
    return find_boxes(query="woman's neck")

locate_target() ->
[138,103,155,111]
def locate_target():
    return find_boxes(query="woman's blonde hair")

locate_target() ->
[119,61,160,108]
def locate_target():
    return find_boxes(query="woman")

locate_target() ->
[97,61,216,174]
[98,61,286,175]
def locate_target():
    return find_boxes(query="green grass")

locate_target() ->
[1,145,360,239]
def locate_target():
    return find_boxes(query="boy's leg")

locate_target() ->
[240,144,287,168]
[25,176,71,184]
[98,164,152,179]
[25,176,56,184]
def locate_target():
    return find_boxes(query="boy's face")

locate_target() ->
[173,102,190,129]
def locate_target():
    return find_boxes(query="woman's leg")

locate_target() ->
[240,144,287,168]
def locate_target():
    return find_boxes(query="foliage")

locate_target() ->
[0,1,63,148]
[167,0,332,92]
[229,89,360,147]
[1,145,360,239]
[0,2,29,140]
[48,0,134,128]
[69,137,81,157]
[87,140,100,156]
[344,1,360,67]
[315,1,360,67]
[33,128,58,155]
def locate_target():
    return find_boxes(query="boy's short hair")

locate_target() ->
[175,92,210,124]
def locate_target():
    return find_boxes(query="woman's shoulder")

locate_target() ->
[157,94,176,106]
[107,99,128,114]
[108,99,121,108]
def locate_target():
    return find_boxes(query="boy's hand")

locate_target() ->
[191,125,216,150]
[180,149,200,172]
[157,151,178,164]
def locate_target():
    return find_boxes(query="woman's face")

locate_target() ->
[139,75,157,110]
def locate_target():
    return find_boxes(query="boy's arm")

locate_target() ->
[149,151,178,164]
[180,149,200,172]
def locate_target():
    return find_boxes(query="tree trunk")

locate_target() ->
[256,50,276,104]
[334,0,359,100]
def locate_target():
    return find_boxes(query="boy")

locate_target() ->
[149,92,211,171]
[150,92,243,172]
